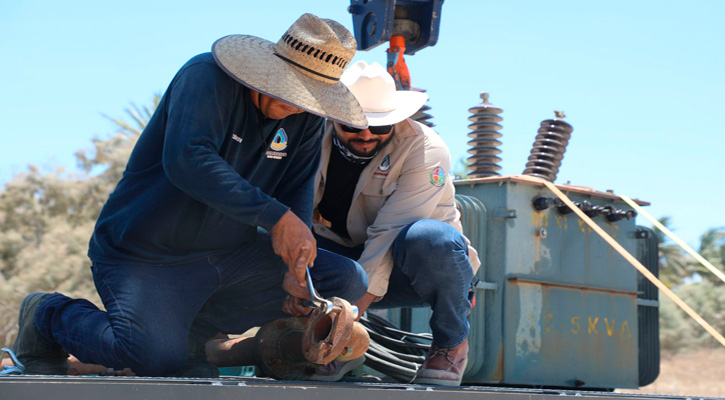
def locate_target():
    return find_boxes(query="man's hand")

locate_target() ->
[354,292,379,321]
[282,271,311,299]
[270,210,317,288]
[312,208,332,228]
[282,295,314,317]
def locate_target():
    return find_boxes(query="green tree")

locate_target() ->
[660,280,725,351]
[452,156,471,180]
[694,228,725,284]
[658,225,725,352]
[654,217,695,287]
[659,290,698,352]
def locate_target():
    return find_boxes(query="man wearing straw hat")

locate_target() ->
[310,61,481,386]
[8,14,368,378]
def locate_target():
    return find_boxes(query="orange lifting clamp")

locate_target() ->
[387,35,411,90]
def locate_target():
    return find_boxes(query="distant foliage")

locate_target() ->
[656,222,725,352]
[0,97,159,348]
[452,156,471,180]
[660,281,725,352]
[656,217,696,287]
[694,228,725,282]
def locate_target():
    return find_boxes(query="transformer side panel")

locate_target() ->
[455,180,642,388]
[456,182,510,384]
[503,281,638,388]
[635,226,660,387]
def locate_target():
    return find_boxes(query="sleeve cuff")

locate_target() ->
[366,278,390,298]
[256,200,290,232]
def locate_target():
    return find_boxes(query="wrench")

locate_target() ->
[305,267,359,319]
[306,266,334,314]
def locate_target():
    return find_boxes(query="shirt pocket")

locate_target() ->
[361,179,397,197]
[359,180,397,223]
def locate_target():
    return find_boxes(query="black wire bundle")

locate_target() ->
[359,313,433,383]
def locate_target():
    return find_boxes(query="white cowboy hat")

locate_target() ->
[212,14,367,129]
[340,61,428,126]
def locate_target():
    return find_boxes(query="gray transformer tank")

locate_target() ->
[389,177,659,389]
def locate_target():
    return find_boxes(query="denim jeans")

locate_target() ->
[315,219,473,348]
[34,232,367,376]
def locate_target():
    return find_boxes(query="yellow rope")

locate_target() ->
[619,195,725,284]
[512,175,725,348]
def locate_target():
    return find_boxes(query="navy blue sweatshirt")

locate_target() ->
[88,53,324,265]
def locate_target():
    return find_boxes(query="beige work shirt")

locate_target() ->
[313,119,481,297]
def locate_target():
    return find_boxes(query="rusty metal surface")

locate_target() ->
[256,298,370,380]
[335,321,370,362]
[256,317,318,380]
[451,179,645,388]
[504,280,638,388]
[303,297,364,364]
[506,276,640,296]
[454,175,650,206]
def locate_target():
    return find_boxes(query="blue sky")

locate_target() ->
[1,0,723,247]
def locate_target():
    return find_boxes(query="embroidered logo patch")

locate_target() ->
[266,128,289,159]
[232,134,243,143]
[270,128,288,151]
[378,156,390,171]
[430,167,446,186]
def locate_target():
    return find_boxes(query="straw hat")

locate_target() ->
[340,61,428,126]
[212,13,367,128]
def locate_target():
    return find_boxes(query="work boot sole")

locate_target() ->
[412,357,468,386]
[13,293,69,375]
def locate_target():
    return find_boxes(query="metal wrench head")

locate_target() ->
[306,267,333,313]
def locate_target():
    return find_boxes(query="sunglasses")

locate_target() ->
[339,124,394,135]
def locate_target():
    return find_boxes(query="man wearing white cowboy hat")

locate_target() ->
[8,14,369,378]
[311,61,481,386]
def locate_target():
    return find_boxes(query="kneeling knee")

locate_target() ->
[116,344,187,376]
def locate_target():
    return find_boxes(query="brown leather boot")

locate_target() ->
[413,339,468,386]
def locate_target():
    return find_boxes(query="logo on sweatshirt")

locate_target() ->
[270,128,288,151]
[266,128,288,159]
[430,167,446,186]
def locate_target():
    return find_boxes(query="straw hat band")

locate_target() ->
[273,30,352,83]
[273,53,339,82]
[279,33,350,69]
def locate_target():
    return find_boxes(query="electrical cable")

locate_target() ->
[359,313,432,383]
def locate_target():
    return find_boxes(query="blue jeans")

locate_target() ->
[316,219,473,348]
[34,232,367,376]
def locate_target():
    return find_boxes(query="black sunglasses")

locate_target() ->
[340,124,394,135]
